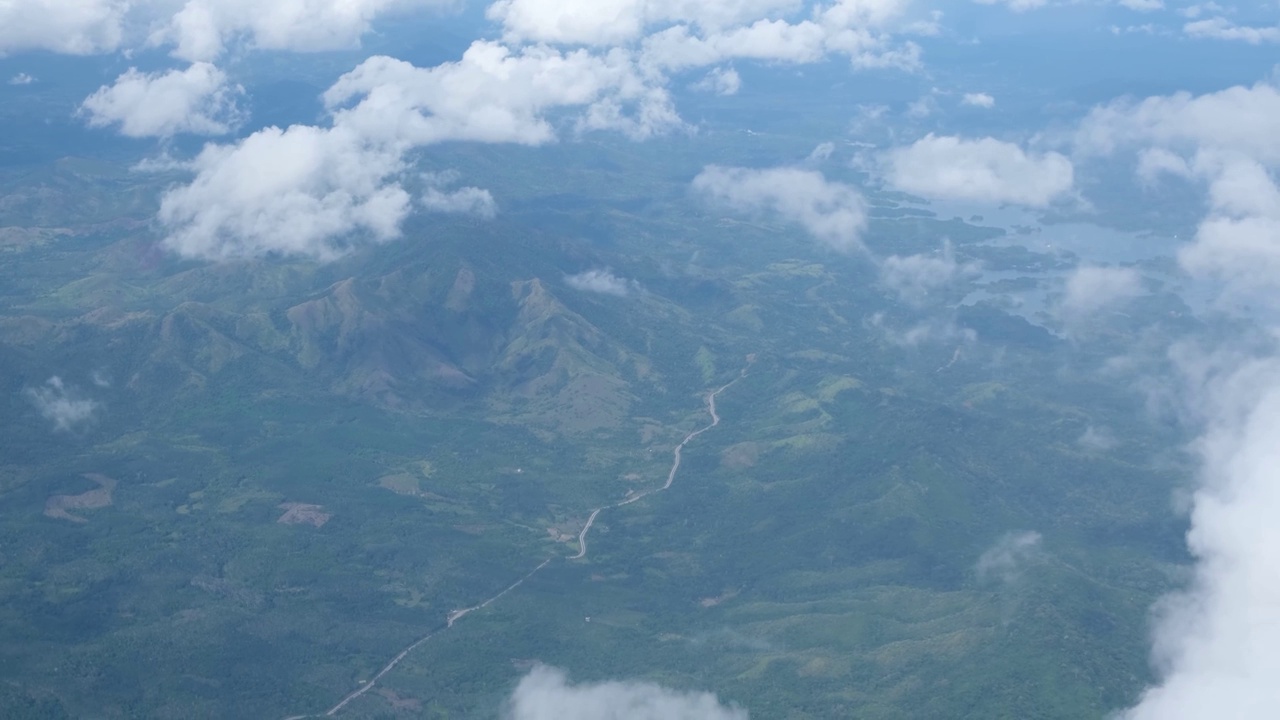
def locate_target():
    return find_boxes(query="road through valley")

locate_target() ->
[291,356,753,718]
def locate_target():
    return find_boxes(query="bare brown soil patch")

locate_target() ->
[44,473,116,523]
[277,503,331,527]
[375,687,422,712]
[378,473,421,495]
[720,442,760,470]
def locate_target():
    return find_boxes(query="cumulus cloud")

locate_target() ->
[1180,214,1280,297]
[80,62,244,138]
[1078,81,1280,302]
[1183,17,1280,44]
[505,665,747,720]
[151,0,448,62]
[0,0,127,55]
[9,72,34,85]
[565,268,638,296]
[0,0,451,61]
[692,165,867,250]
[488,0,801,46]
[323,44,681,144]
[489,0,921,72]
[1122,356,1280,719]
[1076,81,1280,163]
[420,171,497,218]
[157,124,411,260]
[961,92,995,108]
[1059,265,1143,318]
[24,377,98,432]
[157,43,680,260]
[880,242,979,305]
[1086,79,1280,720]
[422,186,497,218]
[976,531,1042,583]
[884,135,1075,207]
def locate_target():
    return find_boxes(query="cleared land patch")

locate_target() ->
[44,473,116,523]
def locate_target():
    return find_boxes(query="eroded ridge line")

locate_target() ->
[570,357,753,561]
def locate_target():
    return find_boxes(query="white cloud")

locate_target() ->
[151,0,449,62]
[1078,82,1280,301]
[642,4,921,72]
[1122,356,1280,720]
[420,171,497,218]
[692,165,867,250]
[976,531,1042,583]
[691,66,741,95]
[905,94,936,119]
[487,0,920,73]
[80,62,244,138]
[865,312,977,348]
[884,134,1075,207]
[1084,80,1280,720]
[1076,82,1280,163]
[1136,147,1194,184]
[974,0,1160,9]
[25,377,99,432]
[961,92,995,108]
[972,0,1049,12]
[880,241,979,305]
[505,665,747,720]
[157,43,681,260]
[807,141,836,163]
[8,72,34,85]
[1078,425,1118,451]
[0,0,452,61]
[1059,265,1143,318]
[422,186,497,218]
[565,268,638,296]
[157,124,412,260]
[1179,2,1223,20]
[1184,17,1280,44]
[324,44,681,144]
[1180,212,1280,299]
[488,0,804,46]
[0,0,127,55]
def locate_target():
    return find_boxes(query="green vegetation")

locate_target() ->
[0,132,1194,718]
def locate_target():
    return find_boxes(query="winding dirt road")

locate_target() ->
[290,356,753,718]
[570,359,753,560]
[319,558,552,717]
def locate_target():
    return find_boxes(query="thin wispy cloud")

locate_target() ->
[693,165,868,251]
[977,531,1043,584]
[565,268,638,296]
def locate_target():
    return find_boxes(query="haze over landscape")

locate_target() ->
[2,0,1280,717]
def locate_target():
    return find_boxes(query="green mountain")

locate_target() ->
[0,143,1192,719]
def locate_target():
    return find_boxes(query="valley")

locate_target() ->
[0,131,1193,719]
